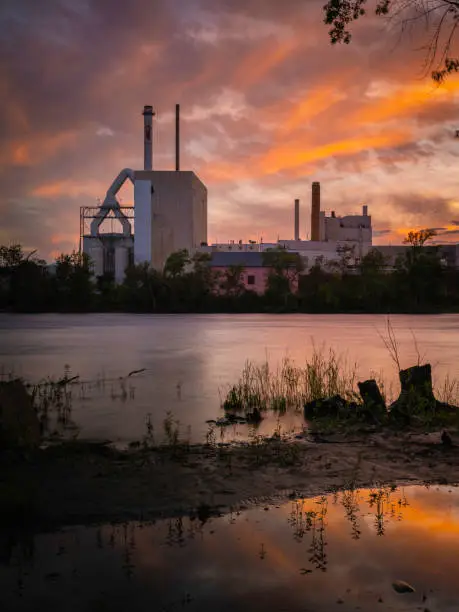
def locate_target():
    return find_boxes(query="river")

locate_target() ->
[1,313,458,442]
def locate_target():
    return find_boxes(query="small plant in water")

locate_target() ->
[205,423,217,448]
[163,411,180,447]
[142,413,155,448]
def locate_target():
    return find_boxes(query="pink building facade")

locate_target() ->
[209,251,298,295]
[212,266,270,295]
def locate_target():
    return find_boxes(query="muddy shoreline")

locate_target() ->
[1,430,458,529]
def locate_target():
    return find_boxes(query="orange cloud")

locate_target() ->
[32,179,107,199]
[2,130,79,168]
[50,233,78,246]
[281,88,347,134]
[268,69,358,137]
[231,37,297,89]
[259,130,411,174]
[357,79,459,125]
[12,143,30,165]
[202,129,412,183]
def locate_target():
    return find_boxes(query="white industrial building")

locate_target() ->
[134,169,206,271]
[205,181,373,269]
[81,105,207,281]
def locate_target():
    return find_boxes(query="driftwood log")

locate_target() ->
[304,395,349,419]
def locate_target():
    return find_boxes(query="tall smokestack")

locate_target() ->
[311,182,321,241]
[142,105,155,170]
[175,103,180,171]
[294,199,300,241]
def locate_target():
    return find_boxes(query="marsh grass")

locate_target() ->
[435,373,459,406]
[222,328,459,429]
[0,364,147,442]
[29,375,76,439]
[222,347,359,415]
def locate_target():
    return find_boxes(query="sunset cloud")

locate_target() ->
[1,0,459,260]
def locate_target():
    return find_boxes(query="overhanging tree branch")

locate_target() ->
[323,0,459,80]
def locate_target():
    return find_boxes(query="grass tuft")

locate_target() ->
[221,347,358,415]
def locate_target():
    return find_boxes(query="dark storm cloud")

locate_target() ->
[376,141,434,165]
[389,194,453,218]
[0,0,180,137]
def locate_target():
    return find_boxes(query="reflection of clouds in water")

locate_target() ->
[3,487,459,611]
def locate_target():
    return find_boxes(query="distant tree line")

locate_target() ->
[1,230,458,314]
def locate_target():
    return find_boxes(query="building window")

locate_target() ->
[247,275,255,285]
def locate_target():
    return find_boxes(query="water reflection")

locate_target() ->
[1,313,459,442]
[28,372,304,445]
[2,485,459,611]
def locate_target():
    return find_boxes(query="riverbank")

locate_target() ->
[2,430,458,529]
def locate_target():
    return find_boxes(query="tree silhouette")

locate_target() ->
[323,0,459,81]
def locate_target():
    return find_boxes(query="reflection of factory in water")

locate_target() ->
[81,105,459,282]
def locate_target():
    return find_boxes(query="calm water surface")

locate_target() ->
[1,313,458,442]
[1,485,458,611]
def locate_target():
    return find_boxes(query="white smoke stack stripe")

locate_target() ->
[142,105,155,170]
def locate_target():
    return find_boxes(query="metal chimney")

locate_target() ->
[311,182,321,241]
[294,199,300,241]
[142,105,155,170]
[175,104,180,171]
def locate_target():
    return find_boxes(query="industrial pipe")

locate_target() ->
[311,182,321,241]
[102,168,135,208]
[175,103,180,171]
[90,168,134,237]
[294,199,300,241]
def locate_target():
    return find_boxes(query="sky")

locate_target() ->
[1,0,459,260]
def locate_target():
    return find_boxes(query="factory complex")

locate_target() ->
[81,105,459,290]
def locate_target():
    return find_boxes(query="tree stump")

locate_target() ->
[358,379,386,422]
[399,364,435,400]
[390,364,437,424]
[358,379,385,408]
[0,381,40,450]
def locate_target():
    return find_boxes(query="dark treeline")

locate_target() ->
[1,230,459,314]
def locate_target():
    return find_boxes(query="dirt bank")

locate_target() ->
[1,430,458,528]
